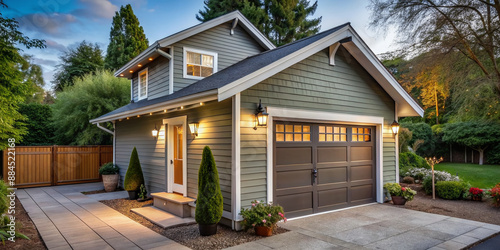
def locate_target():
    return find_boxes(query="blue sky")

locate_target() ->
[4,0,397,89]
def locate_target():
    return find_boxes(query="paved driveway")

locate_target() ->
[228,204,500,250]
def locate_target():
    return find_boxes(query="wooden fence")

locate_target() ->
[2,146,112,188]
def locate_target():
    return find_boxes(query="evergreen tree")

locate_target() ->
[53,41,104,91]
[105,4,149,70]
[197,0,321,46]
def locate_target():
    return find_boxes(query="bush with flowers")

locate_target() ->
[240,200,286,230]
[384,183,417,201]
[468,187,484,200]
[487,183,500,207]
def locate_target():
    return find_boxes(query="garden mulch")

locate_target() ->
[100,198,288,250]
[1,198,45,250]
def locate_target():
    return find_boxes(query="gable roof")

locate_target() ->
[91,22,423,124]
[115,11,275,78]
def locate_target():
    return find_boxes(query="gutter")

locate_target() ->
[96,122,114,135]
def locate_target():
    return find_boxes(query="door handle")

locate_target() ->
[312,169,318,178]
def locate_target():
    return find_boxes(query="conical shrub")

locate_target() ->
[124,147,145,191]
[195,146,223,225]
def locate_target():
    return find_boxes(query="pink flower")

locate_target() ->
[278,212,283,217]
[268,214,272,217]
[256,201,260,203]
[262,219,266,223]
[252,203,255,207]
[401,187,406,191]
[252,224,255,227]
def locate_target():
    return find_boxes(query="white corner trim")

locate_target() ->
[329,42,340,65]
[112,121,116,164]
[169,46,174,94]
[265,107,385,204]
[163,116,188,197]
[130,79,133,101]
[138,68,148,100]
[231,93,242,226]
[183,47,218,80]
[395,102,400,183]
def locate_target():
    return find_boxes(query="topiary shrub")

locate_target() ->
[399,152,431,170]
[436,181,467,200]
[402,176,415,184]
[195,146,223,225]
[124,147,145,191]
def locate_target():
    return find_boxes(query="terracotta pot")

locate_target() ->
[199,224,217,236]
[472,196,482,201]
[255,226,273,237]
[391,196,407,205]
[102,174,119,192]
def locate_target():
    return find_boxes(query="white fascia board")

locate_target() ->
[158,11,275,50]
[89,90,218,124]
[114,42,159,77]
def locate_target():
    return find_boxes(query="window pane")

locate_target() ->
[187,64,194,76]
[365,128,371,134]
[365,135,371,142]
[334,127,339,133]
[353,128,358,134]
[276,124,284,132]
[276,133,284,141]
[202,55,213,67]
[341,127,346,133]
[319,134,325,141]
[193,65,201,76]
[294,125,302,133]
[341,135,346,141]
[294,134,302,141]
[201,66,213,77]
[303,134,310,141]
[327,126,333,133]
[326,134,333,141]
[334,135,339,141]
[285,133,293,141]
[187,52,201,64]
[319,126,325,133]
[303,126,310,133]
[285,125,293,132]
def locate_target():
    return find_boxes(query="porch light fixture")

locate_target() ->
[391,120,400,135]
[189,122,199,137]
[253,99,269,130]
[152,124,159,140]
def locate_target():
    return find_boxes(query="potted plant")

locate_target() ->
[124,147,145,200]
[486,183,500,207]
[384,183,416,205]
[99,162,120,192]
[137,184,149,202]
[240,200,286,237]
[469,187,484,201]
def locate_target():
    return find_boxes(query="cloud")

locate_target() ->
[72,0,118,20]
[45,39,68,53]
[33,57,58,67]
[17,12,77,36]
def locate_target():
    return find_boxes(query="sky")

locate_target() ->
[4,0,399,90]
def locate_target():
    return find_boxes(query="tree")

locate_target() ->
[105,4,149,70]
[401,122,434,157]
[0,1,45,150]
[53,41,104,91]
[51,70,130,145]
[195,146,223,228]
[442,121,500,165]
[124,147,145,192]
[197,0,322,46]
[18,103,55,145]
[20,55,46,103]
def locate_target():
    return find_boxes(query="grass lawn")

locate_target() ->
[435,163,500,189]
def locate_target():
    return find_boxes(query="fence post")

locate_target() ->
[98,145,102,166]
[52,145,58,185]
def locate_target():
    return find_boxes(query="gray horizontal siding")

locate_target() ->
[115,99,233,212]
[173,22,266,92]
[240,47,396,207]
[131,56,170,102]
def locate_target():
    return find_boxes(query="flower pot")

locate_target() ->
[391,196,407,205]
[472,196,482,201]
[102,174,119,192]
[255,226,273,237]
[127,190,138,200]
[198,223,217,236]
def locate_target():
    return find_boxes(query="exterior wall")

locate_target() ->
[172,23,266,92]
[131,56,170,102]
[240,47,396,207]
[115,99,233,212]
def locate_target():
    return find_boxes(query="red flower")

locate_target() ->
[401,187,406,191]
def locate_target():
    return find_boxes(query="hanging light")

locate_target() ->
[253,99,269,130]
[189,122,199,137]
[152,124,159,139]
[391,120,400,135]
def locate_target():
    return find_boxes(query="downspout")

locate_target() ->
[96,122,115,164]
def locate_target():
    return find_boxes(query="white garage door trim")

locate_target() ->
[266,107,385,204]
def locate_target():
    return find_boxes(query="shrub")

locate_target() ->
[402,176,415,184]
[487,183,500,207]
[468,187,484,199]
[0,181,29,243]
[240,200,286,230]
[401,122,434,156]
[0,180,9,214]
[123,147,145,191]
[436,181,467,200]
[404,167,460,182]
[18,103,55,145]
[486,143,500,164]
[139,184,147,200]
[383,183,417,201]
[195,146,223,225]
[98,162,119,175]
[399,152,431,171]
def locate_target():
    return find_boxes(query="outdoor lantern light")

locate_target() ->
[189,122,199,137]
[253,99,269,130]
[152,124,159,140]
[391,120,400,135]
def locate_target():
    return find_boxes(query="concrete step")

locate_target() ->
[151,192,195,218]
[131,206,196,229]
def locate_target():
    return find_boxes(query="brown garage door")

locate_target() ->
[274,122,376,218]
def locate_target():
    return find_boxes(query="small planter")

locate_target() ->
[199,224,217,236]
[471,196,482,201]
[255,226,273,237]
[102,174,119,192]
[391,196,407,205]
[127,190,138,200]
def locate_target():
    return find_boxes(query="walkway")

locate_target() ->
[17,182,189,250]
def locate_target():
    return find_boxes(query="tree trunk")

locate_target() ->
[479,149,484,165]
[435,83,439,124]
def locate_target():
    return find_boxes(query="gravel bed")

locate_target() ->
[100,198,288,250]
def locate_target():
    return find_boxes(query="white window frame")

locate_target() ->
[138,68,148,100]
[183,47,218,80]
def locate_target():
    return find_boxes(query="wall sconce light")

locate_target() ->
[391,120,400,135]
[152,124,159,140]
[253,99,269,130]
[189,122,199,137]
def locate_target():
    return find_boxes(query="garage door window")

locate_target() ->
[276,124,311,142]
[352,127,371,142]
[319,126,347,142]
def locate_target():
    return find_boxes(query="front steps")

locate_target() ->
[151,192,195,218]
[131,206,195,229]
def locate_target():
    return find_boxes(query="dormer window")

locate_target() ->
[138,68,148,100]
[183,47,218,79]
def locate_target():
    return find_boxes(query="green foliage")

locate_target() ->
[124,147,145,191]
[383,183,416,201]
[0,215,29,244]
[422,176,433,195]
[0,2,45,150]
[0,180,9,214]
[435,181,466,200]
[240,200,286,230]
[399,152,431,171]
[139,184,147,200]
[486,144,500,165]
[398,127,412,153]
[195,146,223,225]
[401,122,434,156]
[17,103,54,146]
[197,0,321,46]
[51,70,129,145]
[105,4,149,70]
[98,162,119,175]
[53,41,104,91]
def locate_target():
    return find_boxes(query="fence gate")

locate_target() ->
[2,146,112,188]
